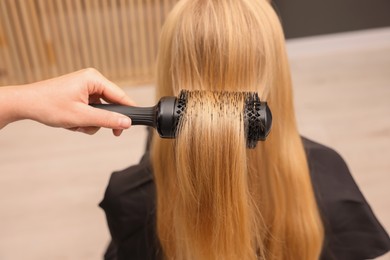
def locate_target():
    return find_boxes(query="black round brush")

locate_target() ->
[90,90,272,148]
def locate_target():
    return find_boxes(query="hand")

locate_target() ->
[0,68,135,136]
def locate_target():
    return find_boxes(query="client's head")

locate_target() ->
[152,0,324,259]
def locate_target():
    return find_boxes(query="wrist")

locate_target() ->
[0,84,36,128]
[0,86,21,128]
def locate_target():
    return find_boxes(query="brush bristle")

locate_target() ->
[173,90,189,137]
[244,92,265,148]
[175,90,268,148]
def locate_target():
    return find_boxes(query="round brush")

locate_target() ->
[91,90,272,148]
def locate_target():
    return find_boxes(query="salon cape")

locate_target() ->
[100,137,390,260]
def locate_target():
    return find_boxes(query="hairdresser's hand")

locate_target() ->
[0,68,134,136]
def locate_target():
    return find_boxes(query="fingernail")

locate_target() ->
[119,117,131,128]
[114,129,123,136]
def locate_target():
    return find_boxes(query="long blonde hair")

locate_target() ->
[151,0,324,259]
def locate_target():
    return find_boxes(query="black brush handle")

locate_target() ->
[90,104,157,127]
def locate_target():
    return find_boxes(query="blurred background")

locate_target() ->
[0,0,389,259]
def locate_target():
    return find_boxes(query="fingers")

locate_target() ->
[69,126,124,136]
[82,68,136,106]
[73,69,134,135]
[112,129,123,136]
[59,69,135,135]
[79,105,132,130]
[69,126,100,135]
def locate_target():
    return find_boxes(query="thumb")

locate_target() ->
[80,106,132,129]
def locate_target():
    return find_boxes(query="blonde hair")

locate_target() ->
[152,0,324,259]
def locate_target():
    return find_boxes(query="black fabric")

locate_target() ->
[100,137,390,260]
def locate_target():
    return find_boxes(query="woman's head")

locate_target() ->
[157,0,288,97]
[152,0,323,259]
[156,0,296,140]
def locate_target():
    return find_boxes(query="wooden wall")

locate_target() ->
[0,0,178,86]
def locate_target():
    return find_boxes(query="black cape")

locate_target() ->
[100,137,390,260]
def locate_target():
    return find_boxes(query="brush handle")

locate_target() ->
[90,104,157,127]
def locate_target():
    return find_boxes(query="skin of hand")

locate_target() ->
[0,68,135,136]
